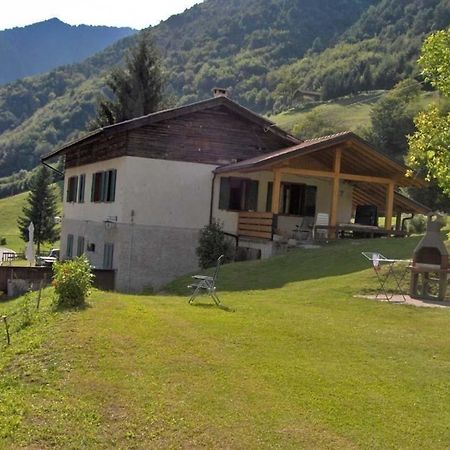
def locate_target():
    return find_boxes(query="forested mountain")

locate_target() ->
[0,18,135,85]
[0,0,449,188]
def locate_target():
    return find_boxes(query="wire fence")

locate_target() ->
[1,283,45,348]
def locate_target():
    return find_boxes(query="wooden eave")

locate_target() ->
[215,131,426,188]
[42,96,299,162]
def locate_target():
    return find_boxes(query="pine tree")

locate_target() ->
[17,166,59,254]
[91,31,164,129]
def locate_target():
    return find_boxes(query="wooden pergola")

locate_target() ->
[215,132,427,236]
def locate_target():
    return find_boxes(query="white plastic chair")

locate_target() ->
[312,213,329,240]
[188,255,224,306]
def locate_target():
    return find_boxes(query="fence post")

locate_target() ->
[2,315,10,345]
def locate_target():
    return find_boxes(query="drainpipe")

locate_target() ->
[42,161,64,178]
[209,173,217,224]
[402,214,414,231]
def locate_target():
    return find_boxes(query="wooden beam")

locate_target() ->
[280,167,393,184]
[329,148,342,228]
[385,182,395,230]
[271,169,281,214]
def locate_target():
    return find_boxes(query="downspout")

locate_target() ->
[402,213,414,231]
[209,172,217,224]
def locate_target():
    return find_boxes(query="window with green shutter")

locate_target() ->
[91,169,117,203]
[218,177,259,211]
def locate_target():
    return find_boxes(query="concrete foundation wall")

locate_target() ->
[61,219,200,292]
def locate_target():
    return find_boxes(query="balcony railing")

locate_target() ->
[238,211,275,240]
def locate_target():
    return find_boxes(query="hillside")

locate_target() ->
[271,90,439,137]
[1,237,450,447]
[0,18,135,85]
[0,0,449,181]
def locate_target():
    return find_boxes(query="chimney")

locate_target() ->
[212,87,228,98]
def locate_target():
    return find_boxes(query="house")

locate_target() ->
[42,90,427,292]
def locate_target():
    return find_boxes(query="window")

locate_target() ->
[66,234,74,258]
[219,177,258,211]
[91,169,117,203]
[103,243,114,269]
[66,176,78,202]
[76,236,85,257]
[266,182,317,216]
[78,174,86,203]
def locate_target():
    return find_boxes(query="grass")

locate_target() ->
[0,190,61,254]
[0,191,28,252]
[271,91,438,134]
[1,236,450,448]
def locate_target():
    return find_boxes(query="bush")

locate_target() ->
[14,291,35,331]
[196,220,233,269]
[407,215,427,234]
[0,237,6,245]
[52,256,93,308]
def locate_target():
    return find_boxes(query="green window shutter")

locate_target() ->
[219,177,230,210]
[101,171,108,202]
[78,174,85,203]
[266,182,273,212]
[91,174,96,202]
[245,180,259,211]
[109,170,117,202]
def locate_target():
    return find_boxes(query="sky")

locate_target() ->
[0,0,203,31]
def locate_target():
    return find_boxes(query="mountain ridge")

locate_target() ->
[0,0,449,185]
[0,18,135,85]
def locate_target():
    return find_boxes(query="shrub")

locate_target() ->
[0,237,6,245]
[407,215,427,234]
[14,291,35,331]
[52,256,93,308]
[196,220,233,269]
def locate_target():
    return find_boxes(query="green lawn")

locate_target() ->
[271,91,438,134]
[0,191,61,254]
[1,236,450,448]
[0,191,28,252]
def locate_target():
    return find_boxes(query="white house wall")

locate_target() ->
[61,156,218,291]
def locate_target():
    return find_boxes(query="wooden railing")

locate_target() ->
[238,212,275,240]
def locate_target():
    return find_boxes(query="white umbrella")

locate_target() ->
[25,222,35,266]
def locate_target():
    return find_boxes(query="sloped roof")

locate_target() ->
[214,131,425,188]
[42,96,299,161]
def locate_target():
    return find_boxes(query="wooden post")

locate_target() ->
[395,212,402,231]
[271,169,282,214]
[385,182,395,231]
[329,148,342,230]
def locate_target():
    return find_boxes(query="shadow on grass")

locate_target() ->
[164,236,425,295]
[190,302,235,313]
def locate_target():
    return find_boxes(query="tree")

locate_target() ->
[408,28,450,196]
[91,31,164,129]
[17,166,59,254]
[292,109,345,139]
[367,79,421,162]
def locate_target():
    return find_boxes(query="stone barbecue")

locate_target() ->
[410,214,449,301]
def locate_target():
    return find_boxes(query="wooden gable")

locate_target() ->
[54,97,299,169]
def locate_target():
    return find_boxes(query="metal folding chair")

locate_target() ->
[362,252,409,302]
[188,255,224,306]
